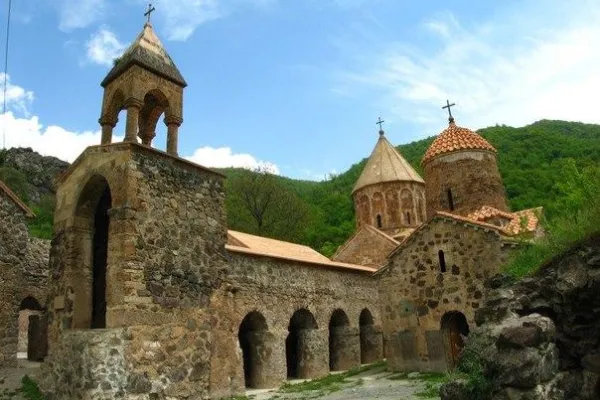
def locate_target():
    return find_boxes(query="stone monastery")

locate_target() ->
[0,19,542,399]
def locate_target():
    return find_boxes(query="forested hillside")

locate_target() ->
[1,119,599,256]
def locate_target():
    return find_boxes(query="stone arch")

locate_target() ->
[359,308,380,364]
[72,174,112,330]
[104,88,125,124]
[441,311,469,368]
[358,194,371,226]
[385,189,399,227]
[238,311,272,389]
[138,88,170,146]
[371,192,384,227]
[18,296,45,362]
[329,309,351,371]
[286,308,318,379]
[400,189,414,226]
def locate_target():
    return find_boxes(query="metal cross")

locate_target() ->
[376,117,385,132]
[144,3,156,24]
[442,99,456,122]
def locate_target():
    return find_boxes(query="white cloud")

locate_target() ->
[0,74,34,117]
[0,112,117,162]
[336,2,600,133]
[58,0,106,31]
[85,27,126,66]
[186,146,279,173]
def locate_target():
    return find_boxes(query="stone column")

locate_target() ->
[124,99,143,143]
[98,116,116,145]
[165,115,183,156]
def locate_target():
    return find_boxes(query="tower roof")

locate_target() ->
[422,121,496,164]
[352,131,424,194]
[101,23,186,88]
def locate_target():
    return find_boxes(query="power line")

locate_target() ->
[2,0,12,149]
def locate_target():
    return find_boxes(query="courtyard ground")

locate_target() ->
[246,363,444,400]
[0,361,444,400]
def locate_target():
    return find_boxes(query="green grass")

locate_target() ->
[504,162,600,279]
[411,373,448,398]
[279,361,384,394]
[20,376,45,400]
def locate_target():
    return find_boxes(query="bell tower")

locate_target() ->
[98,16,187,155]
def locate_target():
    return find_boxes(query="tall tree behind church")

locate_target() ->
[226,167,311,243]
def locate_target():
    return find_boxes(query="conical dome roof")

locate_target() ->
[352,131,424,194]
[422,121,496,164]
[101,23,186,88]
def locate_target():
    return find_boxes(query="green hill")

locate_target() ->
[2,119,599,255]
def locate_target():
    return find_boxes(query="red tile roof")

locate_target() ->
[467,205,542,236]
[422,121,496,164]
[226,230,376,273]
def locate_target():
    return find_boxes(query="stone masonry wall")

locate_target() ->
[378,217,514,372]
[208,252,383,398]
[0,190,28,367]
[423,150,508,218]
[332,226,398,267]
[353,181,426,233]
[44,143,226,399]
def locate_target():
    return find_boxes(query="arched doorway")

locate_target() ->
[74,175,112,330]
[359,308,379,364]
[441,311,469,368]
[238,311,270,388]
[329,309,350,371]
[92,186,111,329]
[286,309,318,379]
[17,296,44,361]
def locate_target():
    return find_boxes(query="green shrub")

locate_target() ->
[21,375,45,400]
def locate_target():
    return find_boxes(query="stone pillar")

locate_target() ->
[165,115,183,156]
[360,325,383,364]
[330,327,361,371]
[124,99,143,143]
[297,329,328,379]
[98,116,116,145]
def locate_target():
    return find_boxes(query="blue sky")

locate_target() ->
[1,0,600,179]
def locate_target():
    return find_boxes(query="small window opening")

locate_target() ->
[439,250,447,273]
[447,189,455,211]
[406,212,411,225]
[376,214,382,228]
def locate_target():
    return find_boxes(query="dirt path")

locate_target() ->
[247,366,442,400]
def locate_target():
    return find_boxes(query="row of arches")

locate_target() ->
[356,187,425,230]
[238,308,380,388]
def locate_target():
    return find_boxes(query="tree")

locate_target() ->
[226,167,311,243]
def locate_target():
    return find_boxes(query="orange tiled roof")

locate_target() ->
[0,180,35,217]
[422,121,496,164]
[226,230,376,273]
[467,205,542,236]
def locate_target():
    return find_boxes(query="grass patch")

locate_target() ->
[412,373,448,398]
[20,376,45,400]
[280,360,384,394]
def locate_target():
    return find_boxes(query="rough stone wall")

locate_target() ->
[43,143,226,399]
[0,190,28,367]
[442,234,600,400]
[378,218,514,372]
[353,181,426,232]
[332,226,398,267]
[208,252,383,397]
[423,150,508,218]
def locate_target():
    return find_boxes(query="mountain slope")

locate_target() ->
[2,119,599,253]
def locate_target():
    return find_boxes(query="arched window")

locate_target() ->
[376,214,382,228]
[447,189,455,211]
[439,250,447,273]
[406,212,411,225]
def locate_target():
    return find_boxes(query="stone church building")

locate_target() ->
[0,19,542,399]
